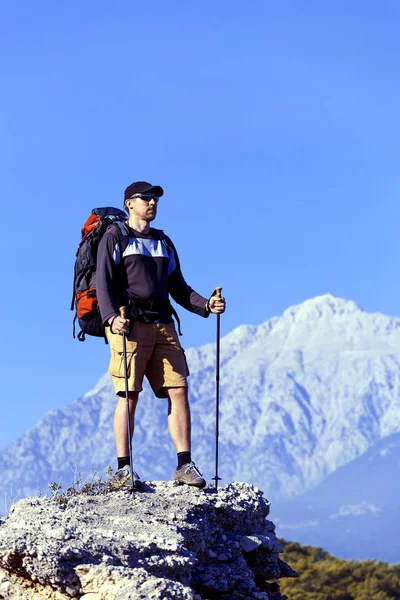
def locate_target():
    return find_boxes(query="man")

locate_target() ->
[97,181,226,489]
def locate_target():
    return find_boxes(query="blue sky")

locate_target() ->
[1,0,400,449]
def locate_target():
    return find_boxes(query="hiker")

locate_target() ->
[96,181,226,489]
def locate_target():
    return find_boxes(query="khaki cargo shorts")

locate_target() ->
[106,321,189,398]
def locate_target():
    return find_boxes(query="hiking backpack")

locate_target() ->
[71,207,178,341]
[71,207,128,341]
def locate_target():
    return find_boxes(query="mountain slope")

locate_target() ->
[273,432,400,562]
[1,294,400,517]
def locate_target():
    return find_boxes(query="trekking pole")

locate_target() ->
[212,287,223,491]
[120,306,136,491]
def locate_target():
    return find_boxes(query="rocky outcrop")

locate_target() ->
[0,481,296,599]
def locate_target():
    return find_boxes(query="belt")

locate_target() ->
[130,298,183,336]
[132,299,171,312]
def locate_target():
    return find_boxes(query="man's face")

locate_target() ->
[127,194,158,222]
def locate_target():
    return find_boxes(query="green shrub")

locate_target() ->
[279,540,400,600]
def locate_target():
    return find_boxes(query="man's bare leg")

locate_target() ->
[114,391,139,457]
[167,387,191,453]
[167,387,205,487]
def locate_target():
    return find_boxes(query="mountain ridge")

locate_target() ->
[1,294,400,542]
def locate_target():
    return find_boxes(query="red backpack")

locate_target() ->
[71,207,128,341]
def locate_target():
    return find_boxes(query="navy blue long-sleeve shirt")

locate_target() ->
[97,223,209,324]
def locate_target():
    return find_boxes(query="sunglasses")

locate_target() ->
[129,193,159,203]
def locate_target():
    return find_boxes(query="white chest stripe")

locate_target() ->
[122,237,169,259]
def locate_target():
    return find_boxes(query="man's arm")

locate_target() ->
[166,237,210,317]
[97,230,121,324]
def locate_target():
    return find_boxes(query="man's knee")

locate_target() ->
[116,392,139,410]
[167,387,188,402]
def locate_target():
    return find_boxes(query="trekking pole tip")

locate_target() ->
[215,287,222,298]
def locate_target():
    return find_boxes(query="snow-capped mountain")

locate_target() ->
[1,294,400,560]
[274,432,400,562]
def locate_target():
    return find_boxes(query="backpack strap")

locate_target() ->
[72,313,77,339]
[109,220,130,244]
[113,220,130,237]
[105,220,131,261]
[156,229,183,336]
[157,229,170,254]
[170,305,183,336]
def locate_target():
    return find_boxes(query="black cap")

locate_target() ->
[124,181,164,202]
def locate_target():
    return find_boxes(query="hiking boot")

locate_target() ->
[107,465,141,491]
[173,461,206,488]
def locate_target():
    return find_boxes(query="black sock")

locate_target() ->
[118,456,131,470]
[177,451,191,469]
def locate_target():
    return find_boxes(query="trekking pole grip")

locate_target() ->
[215,287,222,299]
[119,306,127,319]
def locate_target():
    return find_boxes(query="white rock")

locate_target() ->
[0,482,293,599]
[240,535,262,552]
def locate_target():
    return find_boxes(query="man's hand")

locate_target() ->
[208,295,226,314]
[109,315,130,335]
